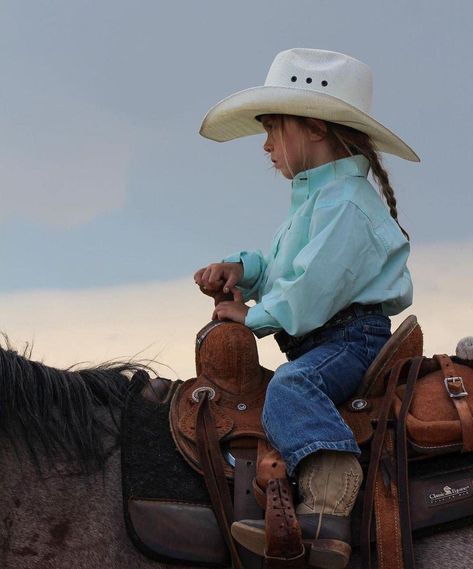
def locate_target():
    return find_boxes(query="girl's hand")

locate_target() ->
[212,289,249,324]
[194,262,244,295]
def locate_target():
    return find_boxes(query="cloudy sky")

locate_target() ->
[0,0,472,377]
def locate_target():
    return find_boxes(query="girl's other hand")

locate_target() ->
[194,262,243,294]
[212,289,249,324]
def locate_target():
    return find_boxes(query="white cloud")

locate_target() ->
[0,240,472,379]
[392,240,473,357]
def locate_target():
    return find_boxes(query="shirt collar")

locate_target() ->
[290,155,370,210]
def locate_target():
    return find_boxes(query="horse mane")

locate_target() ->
[0,342,145,472]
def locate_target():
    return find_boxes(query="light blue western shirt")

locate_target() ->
[224,155,413,338]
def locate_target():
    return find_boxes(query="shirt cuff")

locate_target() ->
[223,251,262,289]
[245,302,281,337]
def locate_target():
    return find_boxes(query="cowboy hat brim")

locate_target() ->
[199,86,420,162]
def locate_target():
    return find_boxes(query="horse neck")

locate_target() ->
[0,433,125,568]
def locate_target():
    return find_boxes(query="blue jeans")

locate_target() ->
[262,314,392,475]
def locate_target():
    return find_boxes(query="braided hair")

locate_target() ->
[328,123,408,239]
[293,117,409,240]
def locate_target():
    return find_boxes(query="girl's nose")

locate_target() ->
[263,135,273,153]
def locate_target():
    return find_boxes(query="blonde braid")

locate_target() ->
[328,123,410,240]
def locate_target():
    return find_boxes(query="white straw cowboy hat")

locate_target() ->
[200,48,419,162]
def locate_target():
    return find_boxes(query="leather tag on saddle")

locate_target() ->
[169,321,272,478]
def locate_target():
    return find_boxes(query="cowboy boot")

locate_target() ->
[296,450,362,569]
[232,450,362,569]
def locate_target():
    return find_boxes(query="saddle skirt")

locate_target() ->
[170,320,272,478]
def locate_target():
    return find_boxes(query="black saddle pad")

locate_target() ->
[121,370,229,566]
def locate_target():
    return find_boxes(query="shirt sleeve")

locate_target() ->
[245,200,389,337]
[222,250,268,301]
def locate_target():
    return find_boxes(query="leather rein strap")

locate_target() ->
[195,391,245,569]
[396,356,424,569]
[360,358,405,568]
[361,357,423,569]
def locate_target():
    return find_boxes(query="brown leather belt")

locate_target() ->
[274,303,384,358]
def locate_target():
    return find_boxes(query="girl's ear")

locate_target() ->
[305,118,328,142]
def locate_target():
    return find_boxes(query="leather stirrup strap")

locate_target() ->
[253,439,287,509]
[195,393,245,569]
[264,478,305,569]
[373,429,403,569]
[396,355,424,569]
[434,354,473,452]
[360,358,409,569]
[234,457,263,569]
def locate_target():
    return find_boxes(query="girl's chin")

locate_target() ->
[272,162,293,179]
[279,169,293,179]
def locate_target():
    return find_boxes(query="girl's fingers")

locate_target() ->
[223,274,237,293]
[232,288,244,303]
[213,302,229,320]
[208,265,224,287]
[199,266,210,287]
[223,266,243,292]
[202,267,219,289]
[194,267,206,285]
[199,263,243,291]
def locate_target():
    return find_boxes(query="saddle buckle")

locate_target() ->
[444,376,468,398]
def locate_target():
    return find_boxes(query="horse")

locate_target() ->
[1,340,473,569]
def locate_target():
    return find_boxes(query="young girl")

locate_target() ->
[194,48,418,568]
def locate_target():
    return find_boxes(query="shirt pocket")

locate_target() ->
[275,215,310,261]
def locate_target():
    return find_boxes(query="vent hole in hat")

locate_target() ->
[321,80,328,87]
[291,76,297,82]
[306,77,312,84]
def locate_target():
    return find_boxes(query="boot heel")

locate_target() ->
[309,539,351,569]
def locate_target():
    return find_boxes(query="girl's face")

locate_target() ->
[261,115,310,179]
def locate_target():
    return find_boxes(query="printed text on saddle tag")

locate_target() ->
[425,479,473,508]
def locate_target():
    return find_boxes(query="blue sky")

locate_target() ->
[0,0,472,293]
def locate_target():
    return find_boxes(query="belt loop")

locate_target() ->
[352,304,364,319]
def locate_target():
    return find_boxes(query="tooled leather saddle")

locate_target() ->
[123,316,473,569]
[123,316,438,567]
